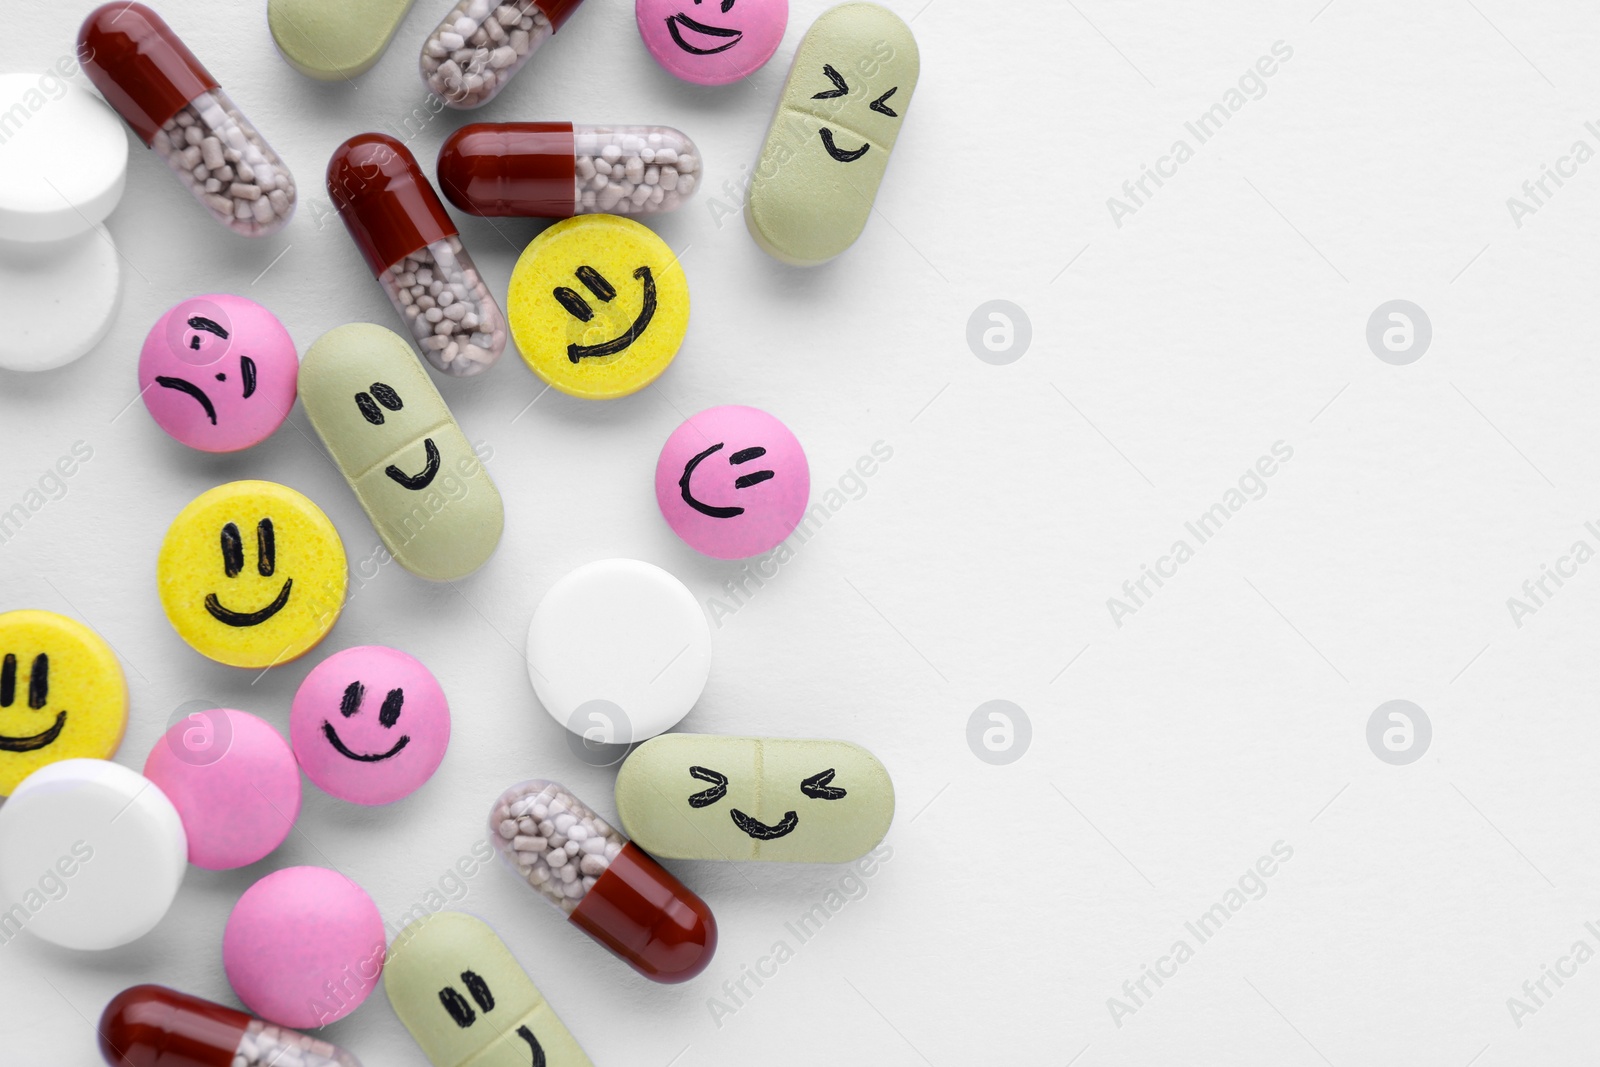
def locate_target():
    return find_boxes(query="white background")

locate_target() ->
[4,0,1600,1064]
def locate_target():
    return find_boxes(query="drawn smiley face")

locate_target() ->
[138,296,299,453]
[508,215,690,400]
[0,610,128,796]
[655,405,809,559]
[158,481,347,669]
[291,645,450,805]
[614,735,895,862]
[385,911,593,1067]
[810,61,902,163]
[635,0,788,85]
[351,381,440,491]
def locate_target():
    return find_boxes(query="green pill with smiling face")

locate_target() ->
[299,322,503,581]
[385,911,594,1067]
[745,2,919,266]
[268,0,417,81]
[615,735,894,862]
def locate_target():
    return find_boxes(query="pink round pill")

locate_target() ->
[142,708,300,871]
[636,0,788,85]
[223,866,385,1028]
[656,404,809,559]
[290,645,451,806]
[138,294,298,453]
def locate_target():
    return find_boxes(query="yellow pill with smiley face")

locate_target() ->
[507,214,690,400]
[157,481,348,669]
[0,610,128,796]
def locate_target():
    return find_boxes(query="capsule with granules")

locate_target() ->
[98,984,362,1067]
[489,778,715,983]
[328,133,507,376]
[439,123,700,218]
[420,0,587,110]
[79,3,296,237]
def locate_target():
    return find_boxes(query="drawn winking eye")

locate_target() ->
[687,765,728,807]
[870,87,898,117]
[800,768,846,800]
[812,64,849,99]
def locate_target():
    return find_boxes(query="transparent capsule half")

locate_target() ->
[421,0,587,110]
[439,123,702,218]
[489,778,716,982]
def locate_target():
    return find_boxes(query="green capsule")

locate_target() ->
[299,323,503,581]
[385,911,593,1067]
[615,735,894,862]
[745,3,919,265]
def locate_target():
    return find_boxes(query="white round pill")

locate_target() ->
[0,74,128,243]
[527,559,712,744]
[0,225,121,371]
[0,758,187,950]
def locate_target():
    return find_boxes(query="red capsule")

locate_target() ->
[438,123,702,218]
[490,779,716,983]
[79,3,296,236]
[98,985,362,1067]
[326,133,507,377]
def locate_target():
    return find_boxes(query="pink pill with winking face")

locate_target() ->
[223,865,385,1028]
[636,0,787,85]
[656,404,809,559]
[142,707,300,871]
[290,645,451,806]
[139,294,298,453]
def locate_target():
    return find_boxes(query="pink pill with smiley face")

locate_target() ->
[656,404,809,559]
[636,0,788,85]
[290,645,450,806]
[139,294,297,453]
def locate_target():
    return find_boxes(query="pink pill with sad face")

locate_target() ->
[637,0,788,85]
[139,295,297,453]
[656,404,809,559]
[290,645,450,806]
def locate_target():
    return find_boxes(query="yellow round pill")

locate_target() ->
[157,480,348,669]
[507,214,691,400]
[0,610,128,796]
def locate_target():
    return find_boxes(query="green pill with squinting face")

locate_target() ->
[300,322,503,581]
[615,735,894,862]
[268,0,416,81]
[385,911,593,1067]
[745,2,919,266]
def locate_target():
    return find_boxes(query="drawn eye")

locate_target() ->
[438,969,494,1028]
[241,355,257,398]
[355,392,384,425]
[257,518,275,577]
[371,382,404,411]
[721,0,734,11]
[378,687,404,728]
[340,680,365,717]
[687,765,728,808]
[800,768,846,800]
[813,64,849,99]
[870,87,898,117]
[220,522,245,577]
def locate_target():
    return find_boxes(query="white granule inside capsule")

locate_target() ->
[492,781,626,914]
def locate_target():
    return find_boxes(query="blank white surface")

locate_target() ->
[5,1,1600,1065]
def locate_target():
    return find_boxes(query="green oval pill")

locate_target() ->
[615,735,894,862]
[386,911,593,1067]
[300,322,504,581]
[268,0,417,81]
[745,2,920,266]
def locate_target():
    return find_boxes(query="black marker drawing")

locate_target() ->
[679,442,776,519]
[555,265,658,363]
[0,653,65,753]
[687,765,728,808]
[322,681,410,762]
